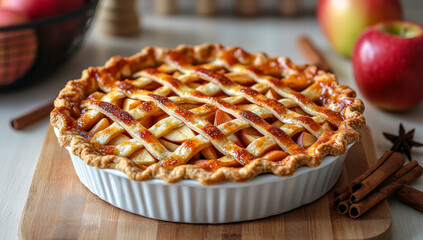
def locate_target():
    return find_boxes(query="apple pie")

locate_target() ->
[51,43,365,185]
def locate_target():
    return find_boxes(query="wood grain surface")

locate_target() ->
[19,126,391,240]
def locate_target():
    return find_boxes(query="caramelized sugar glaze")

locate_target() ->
[51,44,365,184]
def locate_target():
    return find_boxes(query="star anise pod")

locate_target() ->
[383,123,423,161]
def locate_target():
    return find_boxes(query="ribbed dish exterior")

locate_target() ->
[65,146,348,223]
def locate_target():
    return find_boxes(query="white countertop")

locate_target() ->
[1,1,422,239]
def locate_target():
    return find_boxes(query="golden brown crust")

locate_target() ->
[51,43,365,185]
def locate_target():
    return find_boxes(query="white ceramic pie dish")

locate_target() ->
[56,129,349,223]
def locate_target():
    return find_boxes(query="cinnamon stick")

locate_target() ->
[333,151,394,209]
[380,160,419,187]
[349,165,423,218]
[10,101,54,130]
[337,200,350,215]
[349,151,395,190]
[397,184,423,213]
[350,152,405,203]
[297,36,332,72]
[333,185,349,199]
[333,190,350,210]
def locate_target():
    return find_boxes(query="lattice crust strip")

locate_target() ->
[51,43,365,184]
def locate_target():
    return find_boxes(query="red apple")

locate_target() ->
[317,0,402,57]
[0,8,37,86]
[353,20,423,111]
[1,0,85,19]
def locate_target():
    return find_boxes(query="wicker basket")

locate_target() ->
[0,0,98,91]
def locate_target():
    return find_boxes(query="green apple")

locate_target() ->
[317,0,402,57]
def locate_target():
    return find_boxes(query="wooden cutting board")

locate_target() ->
[19,126,391,240]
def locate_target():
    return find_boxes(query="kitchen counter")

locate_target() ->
[1,1,422,239]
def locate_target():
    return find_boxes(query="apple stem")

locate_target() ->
[400,27,408,37]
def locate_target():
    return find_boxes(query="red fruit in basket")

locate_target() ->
[0,8,37,86]
[1,0,86,19]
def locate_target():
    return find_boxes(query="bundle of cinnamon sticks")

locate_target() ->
[333,150,423,218]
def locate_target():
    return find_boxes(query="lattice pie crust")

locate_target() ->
[51,43,365,185]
